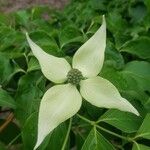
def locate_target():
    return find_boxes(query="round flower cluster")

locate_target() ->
[67,68,83,85]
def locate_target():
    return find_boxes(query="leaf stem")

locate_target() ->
[61,118,72,150]
[132,140,140,150]
[76,114,95,125]
[132,133,150,140]
[76,113,133,142]
[95,125,131,141]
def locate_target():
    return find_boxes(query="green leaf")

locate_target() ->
[27,57,40,72]
[14,10,30,26]
[128,2,147,23]
[107,11,127,33]
[0,13,9,26]
[0,27,16,51]
[22,112,69,150]
[59,25,83,48]
[81,128,115,150]
[0,88,16,109]
[144,97,150,112]
[122,61,150,92]
[120,37,150,59]
[101,65,141,94]
[29,31,60,56]
[0,142,6,150]
[14,71,45,125]
[143,0,150,29]
[22,112,38,150]
[0,27,25,54]
[123,61,150,79]
[101,65,147,111]
[136,113,150,140]
[45,122,69,150]
[0,53,14,85]
[144,0,150,13]
[0,53,25,86]
[105,41,124,70]
[98,109,142,133]
[132,143,150,150]
[22,112,51,150]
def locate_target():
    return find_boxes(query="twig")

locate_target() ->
[0,109,11,114]
[0,112,14,133]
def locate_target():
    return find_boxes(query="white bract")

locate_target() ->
[26,16,139,150]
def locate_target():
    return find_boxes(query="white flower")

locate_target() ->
[26,16,139,150]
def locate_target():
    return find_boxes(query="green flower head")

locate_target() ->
[26,16,139,150]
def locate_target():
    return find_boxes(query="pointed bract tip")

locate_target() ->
[102,15,106,25]
[130,106,140,116]
[134,110,140,116]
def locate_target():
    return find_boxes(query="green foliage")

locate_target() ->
[120,37,150,59]
[0,88,16,109]
[0,0,150,149]
[81,127,115,150]
[136,113,150,140]
[98,109,142,133]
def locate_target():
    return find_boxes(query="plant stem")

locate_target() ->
[7,133,21,148]
[95,125,131,141]
[76,113,133,142]
[61,118,72,150]
[0,112,14,133]
[0,109,11,114]
[76,113,95,125]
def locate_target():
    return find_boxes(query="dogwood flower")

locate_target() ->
[26,16,139,150]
